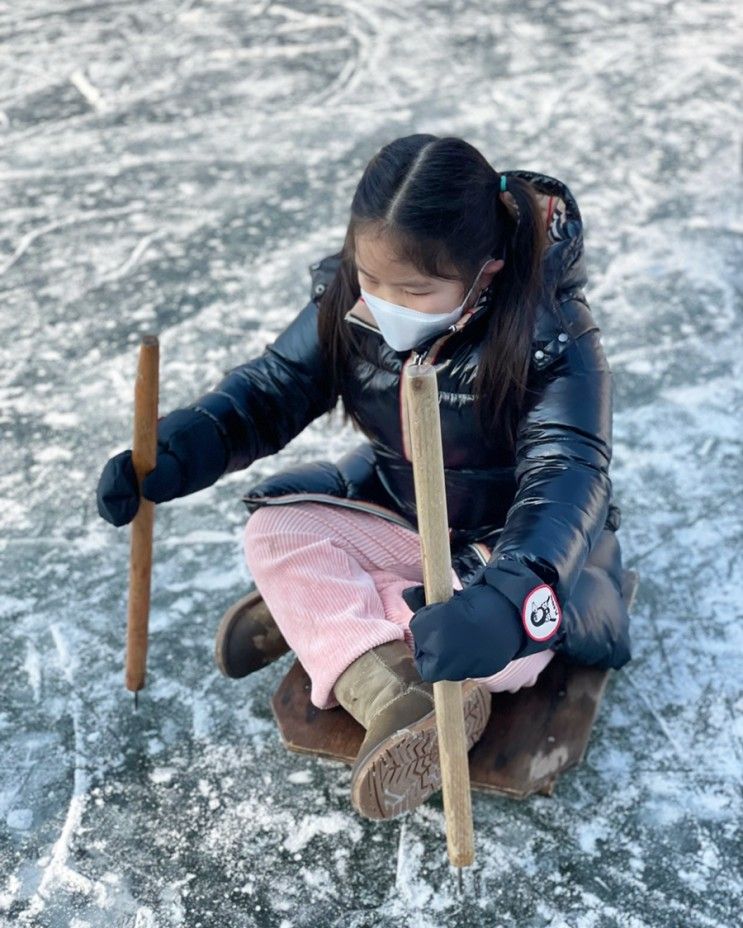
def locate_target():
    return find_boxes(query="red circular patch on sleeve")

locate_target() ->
[522,584,562,642]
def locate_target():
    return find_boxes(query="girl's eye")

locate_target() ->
[358,271,431,296]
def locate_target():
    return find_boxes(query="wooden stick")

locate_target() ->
[404,362,475,870]
[125,334,159,697]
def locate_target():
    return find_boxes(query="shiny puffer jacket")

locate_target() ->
[195,170,632,671]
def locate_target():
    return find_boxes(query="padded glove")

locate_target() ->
[96,407,229,527]
[402,559,563,682]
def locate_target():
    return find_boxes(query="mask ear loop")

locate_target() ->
[460,174,515,316]
[460,259,492,318]
[468,231,507,313]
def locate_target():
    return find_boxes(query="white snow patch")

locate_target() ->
[133,907,157,928]
[150,766,177,785]
[6,808,32,830]
[0,595,34,618]
[575,819,608,856]
[282,812,361,853]
[287,770,313,785]
[23,641,42,701]
[41,411,81,428]
[0,874,21,912]
[35,446,73,463]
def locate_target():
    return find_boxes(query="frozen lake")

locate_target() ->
[1,1,741,925]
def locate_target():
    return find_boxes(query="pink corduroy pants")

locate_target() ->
[243,502,556,710]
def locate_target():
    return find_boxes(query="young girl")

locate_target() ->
[97,135,632,821]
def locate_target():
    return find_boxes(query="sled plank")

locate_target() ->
[467,652,610,798]
[272,662,362,764]
[271,569,639,799]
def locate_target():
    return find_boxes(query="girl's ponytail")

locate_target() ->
[472,172,547,451]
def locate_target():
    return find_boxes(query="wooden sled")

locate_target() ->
[271,568,639,799]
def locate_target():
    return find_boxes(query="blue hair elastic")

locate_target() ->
[500,174,507,192]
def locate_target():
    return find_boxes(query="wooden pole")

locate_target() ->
[125,334,159,700]
[404,362,475,870]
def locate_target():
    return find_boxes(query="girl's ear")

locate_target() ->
[480,258,505,289]
[465,258,503,309]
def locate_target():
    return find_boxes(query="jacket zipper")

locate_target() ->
[344,307,476,464]
[344,310,431,462]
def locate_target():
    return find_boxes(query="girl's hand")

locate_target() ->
[402,565,562,683]
[402,582,527,682]
[96,408,229,526]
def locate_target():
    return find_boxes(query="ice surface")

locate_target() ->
[0,1,741,926]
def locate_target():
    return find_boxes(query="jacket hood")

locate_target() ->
[507,169,587,297]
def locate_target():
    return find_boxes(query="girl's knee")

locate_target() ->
[243,506,288,568]
[243,504,319,571]
[244,505,276,539]
[244,504,301,542]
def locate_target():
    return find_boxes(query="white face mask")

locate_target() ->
[359,261,491,352]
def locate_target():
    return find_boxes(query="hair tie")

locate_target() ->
[498,173,519,222]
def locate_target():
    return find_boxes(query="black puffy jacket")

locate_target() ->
[193,170,632,671]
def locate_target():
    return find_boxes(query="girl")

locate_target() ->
[97,135,632,821]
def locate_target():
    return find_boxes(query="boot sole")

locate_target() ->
[350,681,492,820]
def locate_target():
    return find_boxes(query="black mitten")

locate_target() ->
[401,558,564,682]
[96,408,230,527]
[403,581,528,682]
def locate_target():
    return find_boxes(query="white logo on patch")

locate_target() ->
[522,584,562,641]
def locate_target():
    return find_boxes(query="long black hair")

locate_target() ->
[317,134,547,454]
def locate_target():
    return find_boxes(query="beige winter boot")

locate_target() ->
[333,639,491,820]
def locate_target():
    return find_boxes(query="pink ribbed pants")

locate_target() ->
[243,502,555,710]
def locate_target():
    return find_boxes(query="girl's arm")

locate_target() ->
[97,296,337,527]
[403,319,614,681]
[480,323,613,615]
[192,299,338,474]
